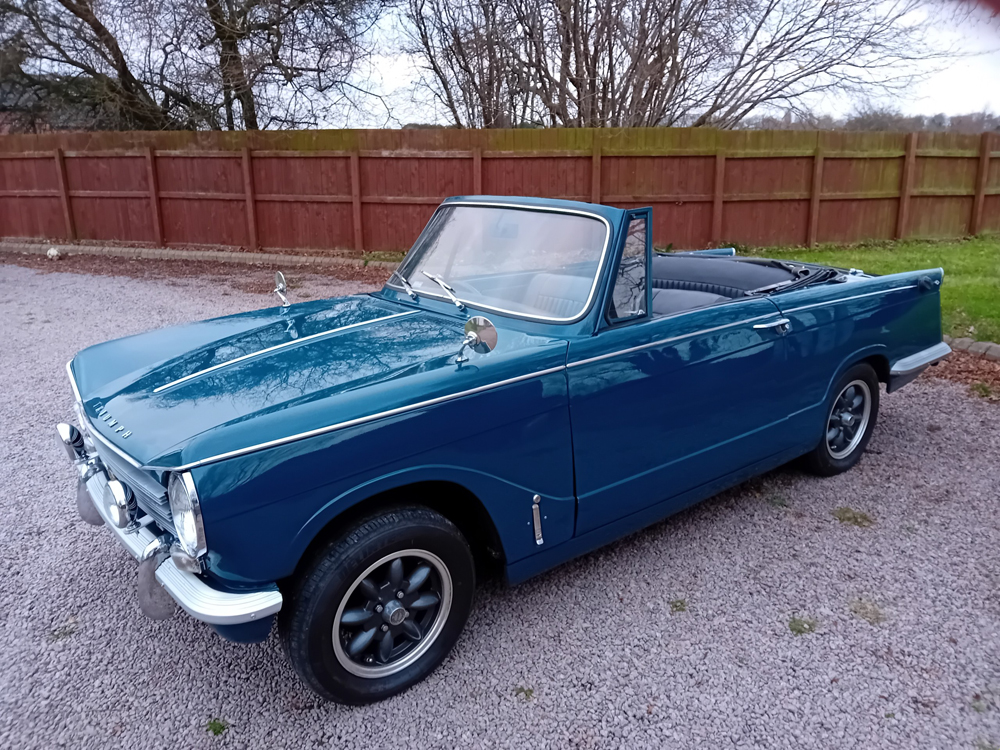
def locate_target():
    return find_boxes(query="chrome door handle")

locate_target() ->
[753,318,791,333]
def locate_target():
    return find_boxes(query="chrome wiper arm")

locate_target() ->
[390,269,417,299]
[746,267,841,296]
[421,271,465,310]
[745,279,794,296]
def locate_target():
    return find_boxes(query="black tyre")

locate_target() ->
[803,363,880,477]
[279,506,475,704]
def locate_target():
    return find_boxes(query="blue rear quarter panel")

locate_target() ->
[772,268,943,451]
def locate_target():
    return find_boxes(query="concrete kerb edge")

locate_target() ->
[0,240,400,271]
[943,335,1000,362]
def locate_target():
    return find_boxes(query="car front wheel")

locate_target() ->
[803,362,880,477]
[279,506,475,704]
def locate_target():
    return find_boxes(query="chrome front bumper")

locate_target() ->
[68,444,282,626]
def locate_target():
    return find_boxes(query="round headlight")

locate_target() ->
[167,472,206,558]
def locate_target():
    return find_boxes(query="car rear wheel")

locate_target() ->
[279,506,475,704]
[803,363,880,477]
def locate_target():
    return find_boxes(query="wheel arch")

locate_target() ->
[799,346,887,451]
[289,478,507,586]
[820,345,889,404]
[860,353,890,385]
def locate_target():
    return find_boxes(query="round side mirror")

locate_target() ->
[274,271,287,293]
[465,316,497,354]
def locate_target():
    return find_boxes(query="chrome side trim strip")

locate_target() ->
[890,341,952,376]
[387,201,613,324]
[567,313,777,369]
[146,365,568,472]
[781,285,917,314]
[66,359,144,469]
[73,458,282,624]
[153,310,419,393]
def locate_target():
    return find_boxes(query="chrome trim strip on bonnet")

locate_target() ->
[153,310,419,393]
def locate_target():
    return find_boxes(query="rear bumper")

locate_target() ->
[67,439,282,626]
[888,341,952,392]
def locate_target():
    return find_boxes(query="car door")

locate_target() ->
[567,213,792,536]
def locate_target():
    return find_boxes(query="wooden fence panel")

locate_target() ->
[0,155,63,238]
[818,157,901,243]
[155,155,248,246]
[252,155,353,250]
[722,156,812,245]
[64,154,153,242]
[482,156,590,201]
[0,127,996,255]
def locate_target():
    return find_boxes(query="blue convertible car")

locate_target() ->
[59,195,950,703]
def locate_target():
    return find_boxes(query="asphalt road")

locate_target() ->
[2,260,999,749]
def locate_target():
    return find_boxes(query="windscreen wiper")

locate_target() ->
[745,268,844,297]
[770,260,809,276]
[745,279,795,296]
[421,271,465,310]
[786,266,843,290]
[390,269,417,299]
[746,267,842,296]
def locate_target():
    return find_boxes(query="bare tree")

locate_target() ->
[403,0,960,128]
[405,0,526,127]
[0,0,389,131]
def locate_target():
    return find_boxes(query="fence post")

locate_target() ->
[54,148,76,241]
[146,147,163,246]
[807,147,824,247]
[350,150,364,254]
[711,153,725,244]
[241,147,259,250]
[591,133,602,204]
[970,131,991,236]
[472,147,483,194]
[895,133,917,240]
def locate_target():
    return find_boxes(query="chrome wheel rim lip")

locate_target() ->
[332,549,452,679]
[826,379,871,460]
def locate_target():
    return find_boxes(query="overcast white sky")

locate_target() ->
[901,10,1000,115]
[354,4,1000,127]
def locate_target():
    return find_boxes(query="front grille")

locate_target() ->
[92,438,173,531]
[135,492,173,532]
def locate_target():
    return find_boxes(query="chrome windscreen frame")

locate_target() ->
[385,201,614,324]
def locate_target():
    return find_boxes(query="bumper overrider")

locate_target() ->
[57,379,281,641]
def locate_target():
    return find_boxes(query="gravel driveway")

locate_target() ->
[2,261,999,750]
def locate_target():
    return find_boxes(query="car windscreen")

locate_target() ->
[392,204,609,322]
